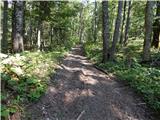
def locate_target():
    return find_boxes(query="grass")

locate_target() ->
[84,38,160,112]
[0,48,68,119]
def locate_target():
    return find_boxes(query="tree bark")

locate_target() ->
[102,1,110,62]
[29,21,32,48]
[50,26,53,44]
[37,28,41,50]
[119,1,126,44]
[23,1,26,45]
[79,6,84,43]
[109,1,123,60]
[94,0,97,42]
[13,1,25,53]
[12,2,16,52]
[123,1,132,46]
[2,1,8,53]
[142,1,154,61]
[151,1,160,48]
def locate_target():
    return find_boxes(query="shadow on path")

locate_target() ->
[24,45,157,120]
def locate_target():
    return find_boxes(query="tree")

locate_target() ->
[94,0,97,42]
[151,1,160,48]
[119,1,126,44]
[2,1,8,53]
[12,2,16,52]
[109,1,123,60]
[37,2,45,51]
[142,1,154,61]
[102,1,110,62]
[13,1,25,53]
[123,1,132,45]
[30,1,51,51]
[79,5,84,43]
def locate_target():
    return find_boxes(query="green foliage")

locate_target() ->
[129,2,145,38]
[99,62,160,111]
[85,41,160,111]
[84,42,102,63]
[0,49,67,118]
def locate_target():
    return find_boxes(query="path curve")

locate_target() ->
[24,45,157,120]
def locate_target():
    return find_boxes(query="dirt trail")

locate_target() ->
[24,45,157,120]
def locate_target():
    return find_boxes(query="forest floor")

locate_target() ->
[23,45,158,120]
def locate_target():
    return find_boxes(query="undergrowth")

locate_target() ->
[0,48,67,119]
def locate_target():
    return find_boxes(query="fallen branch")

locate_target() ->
[93,64,109,75]
[76,110,85,120]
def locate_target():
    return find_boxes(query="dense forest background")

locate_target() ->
[1,0,160,119]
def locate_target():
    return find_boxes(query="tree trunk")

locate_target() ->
[2,1,8,53]
[119,1,126,44]
[29,21,32,48]
[123,1,132,46]
[142,1,154,61]
[13,1,25,53]
[94,0,97,42]
[37,1,45,51]
[79,6,84,43]
[102,1,110,62]
[37,24,41,50]
[109,1,123,60]
[151,1,160,48]
[50,26,53,44]
[23,1,26,45]
[28,4,32,49]
[11,2,16,53]
[78,8,82,38]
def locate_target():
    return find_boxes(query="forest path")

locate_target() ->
[24,45,156,120]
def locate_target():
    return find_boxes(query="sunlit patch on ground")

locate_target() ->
[24,46,155,120]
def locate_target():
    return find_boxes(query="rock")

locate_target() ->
[0,53,8,59]
[10,67,23,76]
